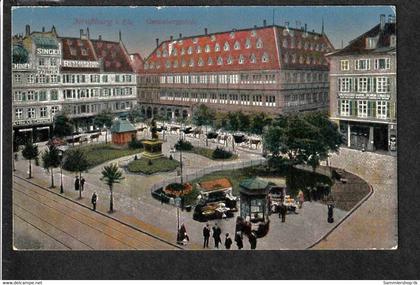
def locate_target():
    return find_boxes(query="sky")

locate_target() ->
[12,6,395,58]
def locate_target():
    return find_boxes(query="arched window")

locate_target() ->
[187,46,193,54]
[181,59,186,67]
[215,43,220,52]
[251,30,257,37]
[208,57,213,65]
[173,59,178,68]
[230,31,235,38]
[256,38,263,48]
[189,58,194,67]
[238,54,244,64]
[224,42,230,51]
[162,50,168,57]
[217,56,223,65]
[234,41,241,50]
[196,46,202,53]
[211,35,216,41]
[205,44,210,53]
[181,48,185,55]
[245,38,251,49]
[166,60,171,68]
[198,57,204,66]
[172,48,178,56]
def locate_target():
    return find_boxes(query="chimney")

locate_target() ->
[263,19,267,27]
[380,14,386,30]
[285,22,289,29]
[254,25,257,29]
[204,28,208,35]
[179,33,182,38]
[42,27,45,32]
[119,30,122,42]
[80,29,83,38]
[98,35,102,41]
[304,23,307,32]
[156,38,159,47]
[170,35,173,41]
[87,27,90,39]
[51,25,56,34]
[25,24,30,36]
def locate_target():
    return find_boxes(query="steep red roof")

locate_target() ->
[60,37,99,72]
[91,40,134,73]
[142,25,333,74]
[130,53,144,73]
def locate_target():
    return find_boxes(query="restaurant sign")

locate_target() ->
[63,60,100,68]
[13,118,53,127]
[339,93,390,100]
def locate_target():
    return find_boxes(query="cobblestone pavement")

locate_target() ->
[14,136,357,250]
[314,148,397,249]
[13,176,179,250]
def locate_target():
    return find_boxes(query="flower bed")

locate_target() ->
[127,157,179,175]
[163,182,193,197]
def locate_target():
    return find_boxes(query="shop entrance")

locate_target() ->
[374,124,389,151]
[350,125,369,150]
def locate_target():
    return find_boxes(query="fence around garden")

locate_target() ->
[149,157,267,195]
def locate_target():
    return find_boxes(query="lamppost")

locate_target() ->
[58,150,64,194]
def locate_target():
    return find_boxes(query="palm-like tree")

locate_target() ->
[41,145,61,188]
[100,163,124,213]
[22,141,39,179]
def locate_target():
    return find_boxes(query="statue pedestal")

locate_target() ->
[142,139,164,160]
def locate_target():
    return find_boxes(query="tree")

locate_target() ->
[94,110,114,144]
[128,105,145,123]
[100,163,124,212]
[227,112,240,132]
[250,112,272,135]
[214,112,228,130]
[22,141,39,179]
[63,149,89,199]
[263,112,342,171]
[192,104,216,146]
[41,145,61,188]
[53,114,73,138]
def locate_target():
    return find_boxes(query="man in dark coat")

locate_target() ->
[279,203,287,223]
[212,223,222,248]
[235,231,243,250]
[224,233,232,249]
[202,224,210,248]
[80,177,86,191]
[249,232,257,250]
[74,176,80,192]
[327,203,335,223]
[91,192,98,211]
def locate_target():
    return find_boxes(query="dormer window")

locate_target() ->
[211,35,216,41]
[165,60,171,69]
[306,57,311,64]
[292,54,297,63]
[251,30,257,37]
[181,48,185,55]
[156,50,161,57]
[230,31,235,38]
[299,55,304,64]
[162,50,168,57]
[193,37,198,44]
[181,59,186,67]
[262,52,269,63]
[156,62,161,69]
[70,47,77,56]
[234,41,241,50]
[196,46,202,53]
[245,38,251,49]
[208,57,213,65]
[215,43,220,52]
[172,48,178,56]
[217,56,223,65]
[238,54,244,64]
[189,58,195,67]
[282,39,288,48]
[187,46,193,55]
[81,48,88,56]
[205,44,211,53]
[390,35,396,47]
[250,53,256,64]
[227,56,233,65]
[256,38,263,48]
[198,57,204,66]
[283,53,289,63]
[224,42,230,51]
[297,41,302,49]
[173,60,178,68]
[366,37,377,49]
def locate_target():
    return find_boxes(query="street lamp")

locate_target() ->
[58,150,64,194]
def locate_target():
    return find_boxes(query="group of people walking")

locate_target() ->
[202,223,257,250]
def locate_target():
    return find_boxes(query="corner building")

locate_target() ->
[327,15,396,152]
[137,22,334,120]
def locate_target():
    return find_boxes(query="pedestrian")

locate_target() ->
[279,202,287,223]
[298,190,305,208]
[212,223,221,248]
[249,231,257,250]
[235,231,243,250]
[202,223,210,248]
[80,177,86,191]
[91,192,98,211]
[74,176,80,192]
[224,233,232,249]
[327,202,335,223]
[179,223,189,244]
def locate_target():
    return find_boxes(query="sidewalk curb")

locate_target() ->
[14,174,184,250]
[307,183,374,249]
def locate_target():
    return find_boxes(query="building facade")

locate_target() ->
[12,26,138,142]
[328,15,396,152]
[137,21,334,120]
